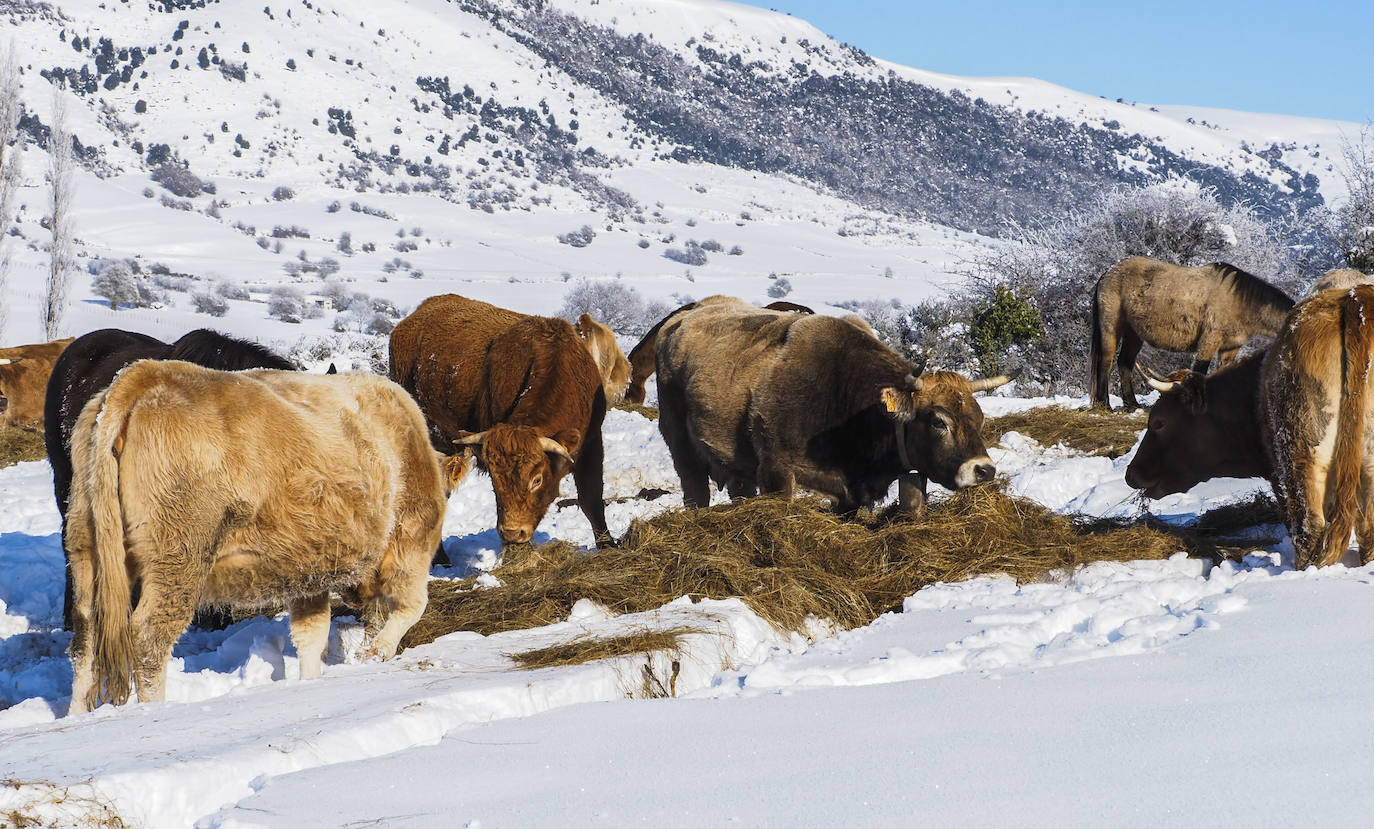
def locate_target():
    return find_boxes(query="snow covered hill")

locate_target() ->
[0,0,1359,348]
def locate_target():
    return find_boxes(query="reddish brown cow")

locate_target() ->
[390,294,611,545]
[0,337,74,429]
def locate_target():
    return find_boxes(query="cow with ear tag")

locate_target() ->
[389,294,611,546]
[654,295,1008,513]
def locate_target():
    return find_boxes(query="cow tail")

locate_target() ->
[87,394,136,707]
[1320,289,1374,567]
[1088,281,1105,404]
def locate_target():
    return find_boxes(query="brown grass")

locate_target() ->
[0,425,47,468]
[0,779,128,828]
[982,406,1145,458]
[404,486,1198,649]
[613,401,659,421]
[509,628,696,671]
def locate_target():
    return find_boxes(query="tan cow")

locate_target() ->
[65,361,450,713]
[0,337,74,428]
[574,313,632,407]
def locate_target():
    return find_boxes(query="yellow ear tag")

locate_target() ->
[881,388,902,413]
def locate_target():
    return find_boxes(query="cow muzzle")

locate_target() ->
[954,456,997,488]
[498,524,534,544]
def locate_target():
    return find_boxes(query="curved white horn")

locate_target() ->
[968,374,1012,392]
[454,430,488,446]
[1145,375,1176,393]
[538,436,574,462]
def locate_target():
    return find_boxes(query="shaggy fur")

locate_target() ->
[624,300,813,405]
[1306,267,1372,297]
[46,328,295,631]
[655,296,999,513]
[574,313,632,407]
[0,337,74,429]
[65,362,446,713]
[1090,256,1293,409]
[389,294,611,545]
[1127,285,1374,569]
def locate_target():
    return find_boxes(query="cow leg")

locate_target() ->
[129,569,201,704]
[572,427,613,546]
[1357,464,1374,566]
[1214,344,1242,369]
[1286,455,1329,570]
[658,390,711,509]
[66,545,97,715]
[898,473,928,512]
[364,553,430,662]
[1089,297,1118,409]
[1116,329,1145,411]
[288,591,332,680]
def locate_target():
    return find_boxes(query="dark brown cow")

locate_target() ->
[1090,257,1293,410]
[624,300,814,405]
[0,337,74,429]
[655,296,1007,512]
[1125,285,1374,569]
[389,294,611,545]
[65,362,449,713]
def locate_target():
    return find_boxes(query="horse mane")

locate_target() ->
[170,329,295,371]
[1211,262,1294,312]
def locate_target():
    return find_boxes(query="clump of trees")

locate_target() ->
[1337,123,1374,273]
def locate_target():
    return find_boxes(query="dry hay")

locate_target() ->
[982,406,1145,458]
[509,628,696,671]
[1,779,128,829]
[0,425,47,468]
[1188,492,1284,536]
[404,486,1197,650]
[613,401,659,421]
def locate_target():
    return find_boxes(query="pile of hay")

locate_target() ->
[403,486,1197,649]
[982,406,1145,458]
[0,426,47,468]
[613,401,659,421]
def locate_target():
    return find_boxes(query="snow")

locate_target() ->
[3,397,1369,827]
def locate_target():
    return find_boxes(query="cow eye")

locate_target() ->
[529,474,543,491]
[931,415,950,432]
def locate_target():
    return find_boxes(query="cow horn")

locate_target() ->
[969,374,1013,392]
[1144,375,1176,393]
[454,430,488,446]
[538,436,574,462]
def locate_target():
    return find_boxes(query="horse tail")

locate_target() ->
[1088,277,1108,407]
[1317,286,1374,567]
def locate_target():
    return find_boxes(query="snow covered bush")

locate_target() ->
[191,291,229,316]
[267,285,307,323]
[1337,123,1374,273]
[766,277,792,299]
[558,279,670,337]
[91,261,138,309]
[216,281,250,301]
[150,163,209,198]
[664,241,707,266]
[557,225,596,248]
[271,185,296,201]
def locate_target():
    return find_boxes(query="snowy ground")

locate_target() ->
[5,391,1373,827]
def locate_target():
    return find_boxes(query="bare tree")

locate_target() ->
[0,42,22,341]
[1337,121,1374,272]
[42,85,75,340]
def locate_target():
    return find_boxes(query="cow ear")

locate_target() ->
[1172,371,1207,414]
[437,451,472,495]
[880,387,915,421]
[552,428,582,457]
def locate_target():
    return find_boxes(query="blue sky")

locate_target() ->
[732,0,1372,123]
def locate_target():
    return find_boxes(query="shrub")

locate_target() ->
[337,231,353,254]
[766,277,792,299]
[271,225,310,238]
[191,291,229,316]
[699,239,723,252]
[325,200,341,213]
[91,261,139,309]
[271,185,296,201]
[557,279,670,337]
[557,225,596,248]
[664,241,707,266]
[364,311,395,335]
[215,281,250,300]
[267,285,306,323]
[150,163,208,198]
[968,285,1043,375]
